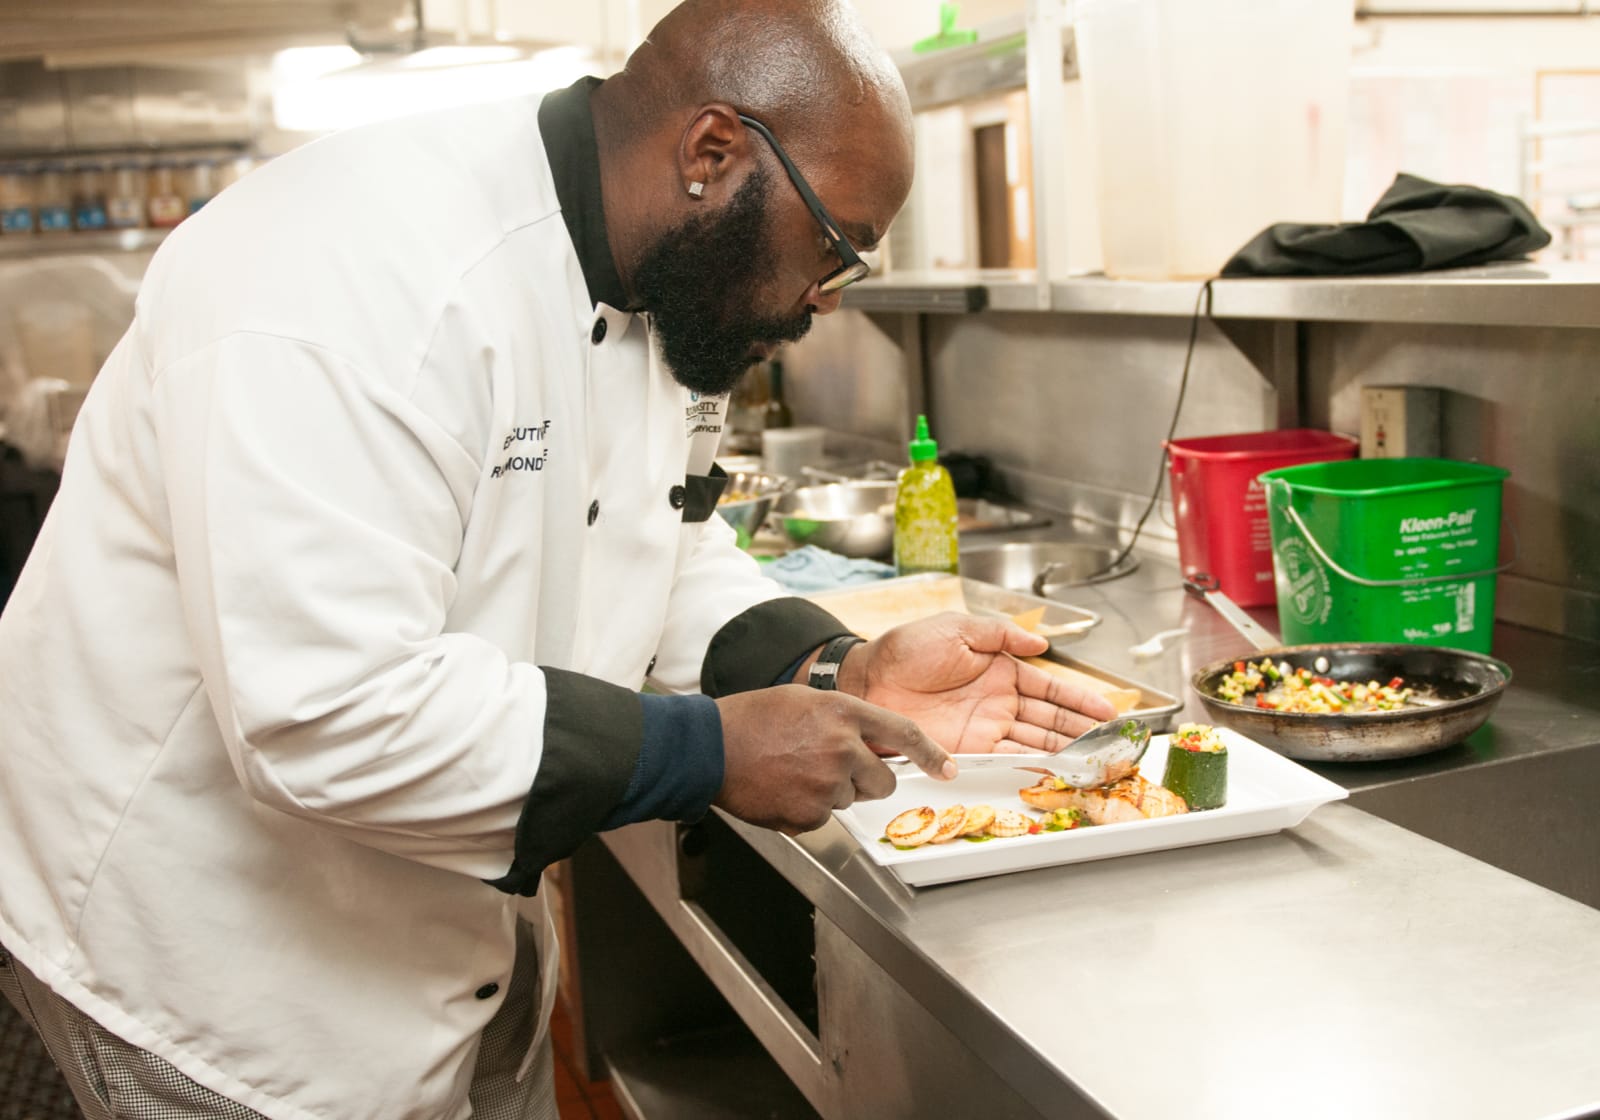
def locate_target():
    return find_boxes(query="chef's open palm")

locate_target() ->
[861,613,1118,754]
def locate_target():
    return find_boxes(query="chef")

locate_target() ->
[0,1,1115,1117]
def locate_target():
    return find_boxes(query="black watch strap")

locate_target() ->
[807,635,865,691]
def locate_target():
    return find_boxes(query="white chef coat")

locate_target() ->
[0,82,845,1120]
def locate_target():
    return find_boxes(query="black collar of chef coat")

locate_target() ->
[539,76,634,313]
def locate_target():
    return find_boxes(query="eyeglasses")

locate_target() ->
[737,113,871,293]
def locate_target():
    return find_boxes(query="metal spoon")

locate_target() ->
[894,718,1153,788]
[1017,717,1153,788]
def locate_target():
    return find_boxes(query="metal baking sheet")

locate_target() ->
[806,573,1100,642]
[1042,652,1184,732]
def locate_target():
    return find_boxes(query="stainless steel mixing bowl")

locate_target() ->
[715,470,789,548]
[773,481,897,559]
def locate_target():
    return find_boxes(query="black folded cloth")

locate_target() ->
[1220,173,1552,277]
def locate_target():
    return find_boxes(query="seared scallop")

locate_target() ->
[884,806,941,848]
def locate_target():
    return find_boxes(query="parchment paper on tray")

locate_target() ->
[804,574,1149,715]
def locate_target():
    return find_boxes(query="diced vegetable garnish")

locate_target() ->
[1041,808,1087,832]
[1172,723,1227,753]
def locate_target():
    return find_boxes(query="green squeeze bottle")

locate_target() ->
[894,414,960,576]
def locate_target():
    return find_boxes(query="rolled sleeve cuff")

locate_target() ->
[700,598,852,697]
[485,668,642,896]
[599,693,724,830]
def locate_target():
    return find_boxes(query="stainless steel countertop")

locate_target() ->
[1019,542,1600,792]
[726,804,1600,1120]
[715,534,1600,1120]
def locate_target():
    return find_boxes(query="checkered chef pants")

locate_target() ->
[0,921,556,1120]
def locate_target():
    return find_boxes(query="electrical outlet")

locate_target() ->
[1360,386,1440,459]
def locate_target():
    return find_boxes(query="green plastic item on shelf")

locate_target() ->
[913,2,978,53]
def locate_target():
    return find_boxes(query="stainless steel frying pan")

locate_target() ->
[1185,576,1512,762]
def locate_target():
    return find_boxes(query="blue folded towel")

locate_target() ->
[765,545,895,594]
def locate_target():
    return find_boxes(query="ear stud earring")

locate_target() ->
[687,181,705,198]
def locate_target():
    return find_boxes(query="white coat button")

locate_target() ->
[587,500,600,526]
[591,319,607,344]
[475,982,499,1000]
[668,485,686,510]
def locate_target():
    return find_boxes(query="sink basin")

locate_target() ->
[959,541,1138,594]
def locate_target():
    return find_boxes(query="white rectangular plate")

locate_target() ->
[835,727,1349,887]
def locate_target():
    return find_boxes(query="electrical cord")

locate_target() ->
[1102,277,1216,576]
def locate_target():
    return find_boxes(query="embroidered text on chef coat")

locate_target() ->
[684,392,722,440]
[492,421,554,477]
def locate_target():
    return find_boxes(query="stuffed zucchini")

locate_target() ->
[1162,723,1228,810]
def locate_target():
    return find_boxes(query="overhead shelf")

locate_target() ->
[842,261,1600,329]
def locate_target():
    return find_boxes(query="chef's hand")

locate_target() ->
[713,685,956,835]
[841,612,1119,754]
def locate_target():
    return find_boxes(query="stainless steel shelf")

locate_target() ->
[1207,261,1600,329]
[606,1024,821,1120]
[843,268,1038,314]
[0,228,170,259]
[843,261,1600,329]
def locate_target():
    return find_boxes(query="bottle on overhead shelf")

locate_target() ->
[183,159,216,214]
[34,164,72,233]
[146,162,186,229]
[893,414,959,577]
[106,162,145,230]
[763,358,793,430]
[0,165,34,234]
[72,164,108,232]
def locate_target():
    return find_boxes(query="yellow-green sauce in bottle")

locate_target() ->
[894,414,959,576]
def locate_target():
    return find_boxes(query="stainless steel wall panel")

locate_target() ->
[132,65,251,147]
[0,61,67,154]
[781,309,918,453]
[923,311,1274,506]
[64,66,136,149]
[1302,320,1600,636]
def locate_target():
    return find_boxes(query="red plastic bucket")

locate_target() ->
[1167,429,1359,606]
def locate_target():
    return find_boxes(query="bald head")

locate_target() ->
[586,0,913,395]
[610,0,911,162]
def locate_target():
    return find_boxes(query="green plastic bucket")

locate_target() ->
[1260,458,1511,654]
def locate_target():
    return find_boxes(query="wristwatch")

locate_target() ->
[807,635,864,691]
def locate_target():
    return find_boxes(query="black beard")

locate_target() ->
[632,165,813,397]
